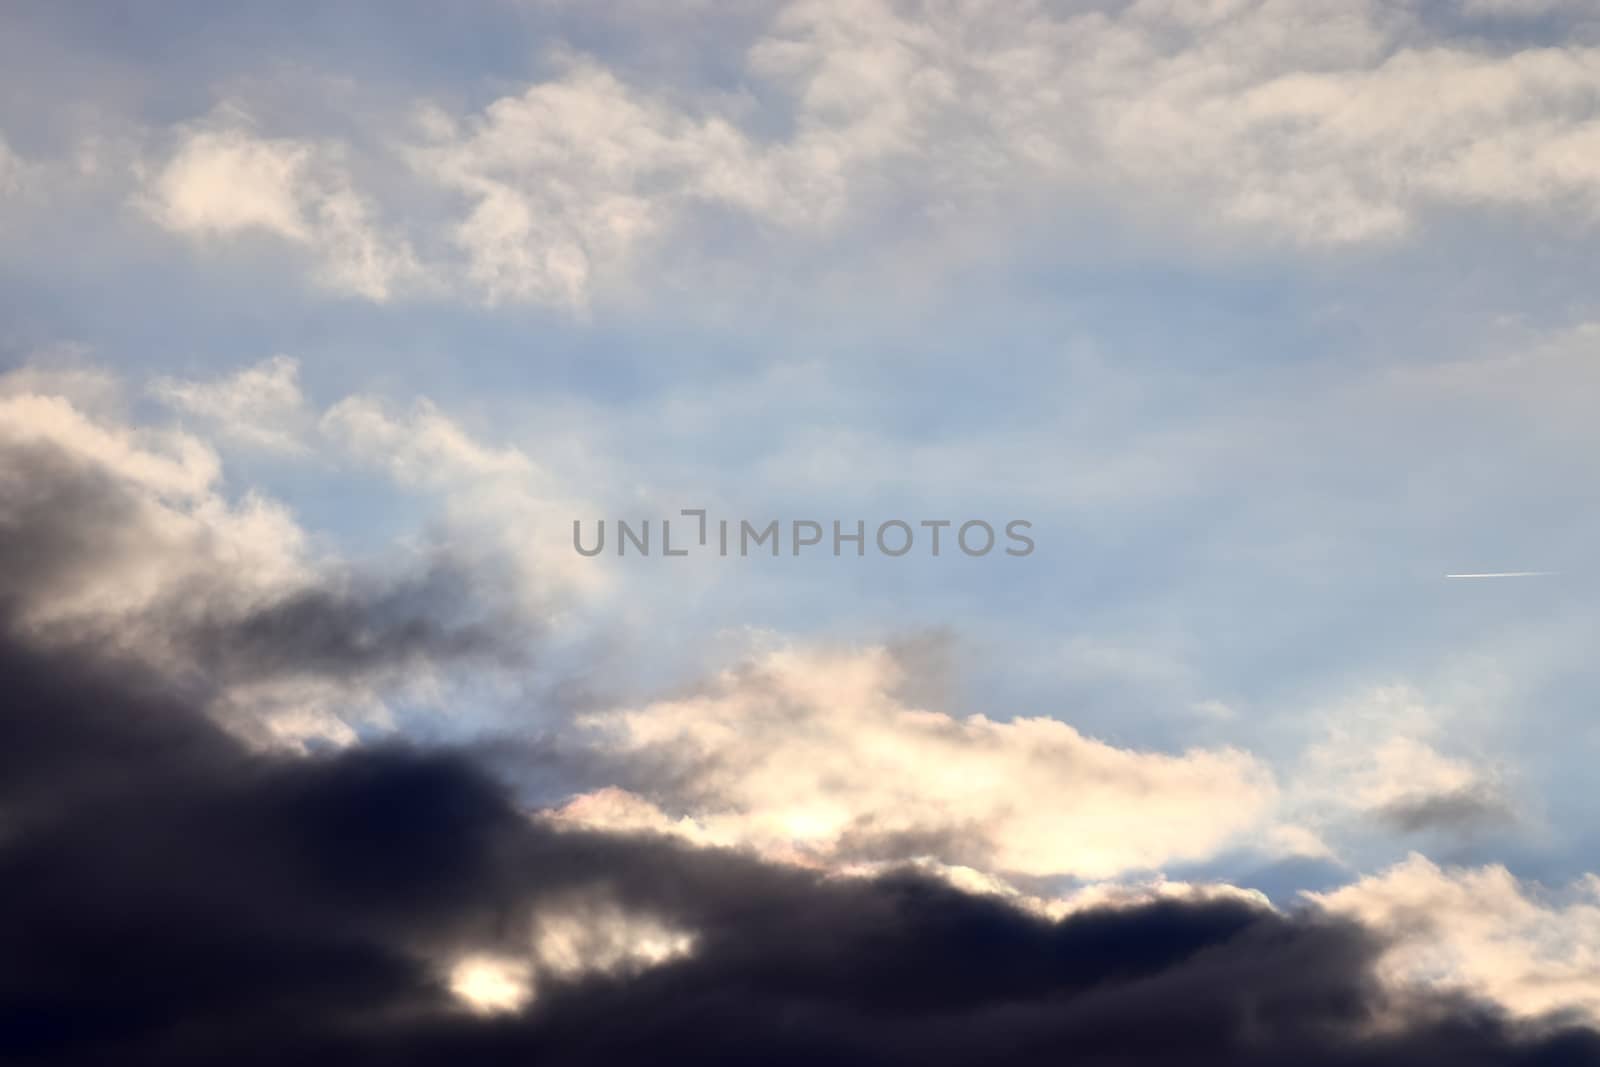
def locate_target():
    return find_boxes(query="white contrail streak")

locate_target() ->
[1445,571,1557,579]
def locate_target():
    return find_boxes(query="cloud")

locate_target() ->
[4,360,1600,1058]
[558,642,1283,880]
[1295,685,1514,841]
[448,955,534,1015]
[1313,853,1600,1024]
[1377,786,1517,836]
[0,391,295,632]
[412,62,789,310]
[739,0,1600,244]
[147,123,311,240]
[144,109,416,301]
[42,1,1594,309]
[90,359,602,639]
[3,608,1599,1063]
[150,355,313,453]
[386,0,1600,306]
[0,370,524,749]
[451,900,696,1016]
[322,394,537,485]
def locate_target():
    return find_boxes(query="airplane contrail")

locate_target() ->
[1445,571,1557,579]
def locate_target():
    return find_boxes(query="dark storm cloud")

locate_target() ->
[3,616,1600,1066]
[3,437,1599,1066]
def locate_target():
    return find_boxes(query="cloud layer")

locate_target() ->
[2,368,1599,1062]
[85,0,1600,307]
[5,567,1599,1065]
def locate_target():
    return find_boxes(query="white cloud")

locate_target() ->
[391,0,1600,306]
[149,125,312,240]
[1312,853,1600,1024]
[413,61,788,309]
[760,0,1600,242]
[99,2,1600,308]
[448,955,534,1014]
[151,355,313,453]
[445,901,694,1014]
[145,111,416,301]
[0,389,222,503]
[557,642,1281,880]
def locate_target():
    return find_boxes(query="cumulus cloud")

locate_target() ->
[144,110,417,301]
[149,124,310,238]
[558,642,1284,880]
[1314,853,1600,1025]
[411,63,790,309]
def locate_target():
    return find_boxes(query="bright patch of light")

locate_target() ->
[534,905,696,977]
[448,955,533,1015]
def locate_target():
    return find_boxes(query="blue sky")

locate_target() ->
[5,0,1600,1027]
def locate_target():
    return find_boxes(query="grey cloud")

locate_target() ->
[0,406,533,751]
[1377,785,1518,836]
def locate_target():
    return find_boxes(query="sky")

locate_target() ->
[4,1,1600,1062]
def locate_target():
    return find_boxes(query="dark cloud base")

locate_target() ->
[0,437,526,690]
[4,622,1600,1067]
